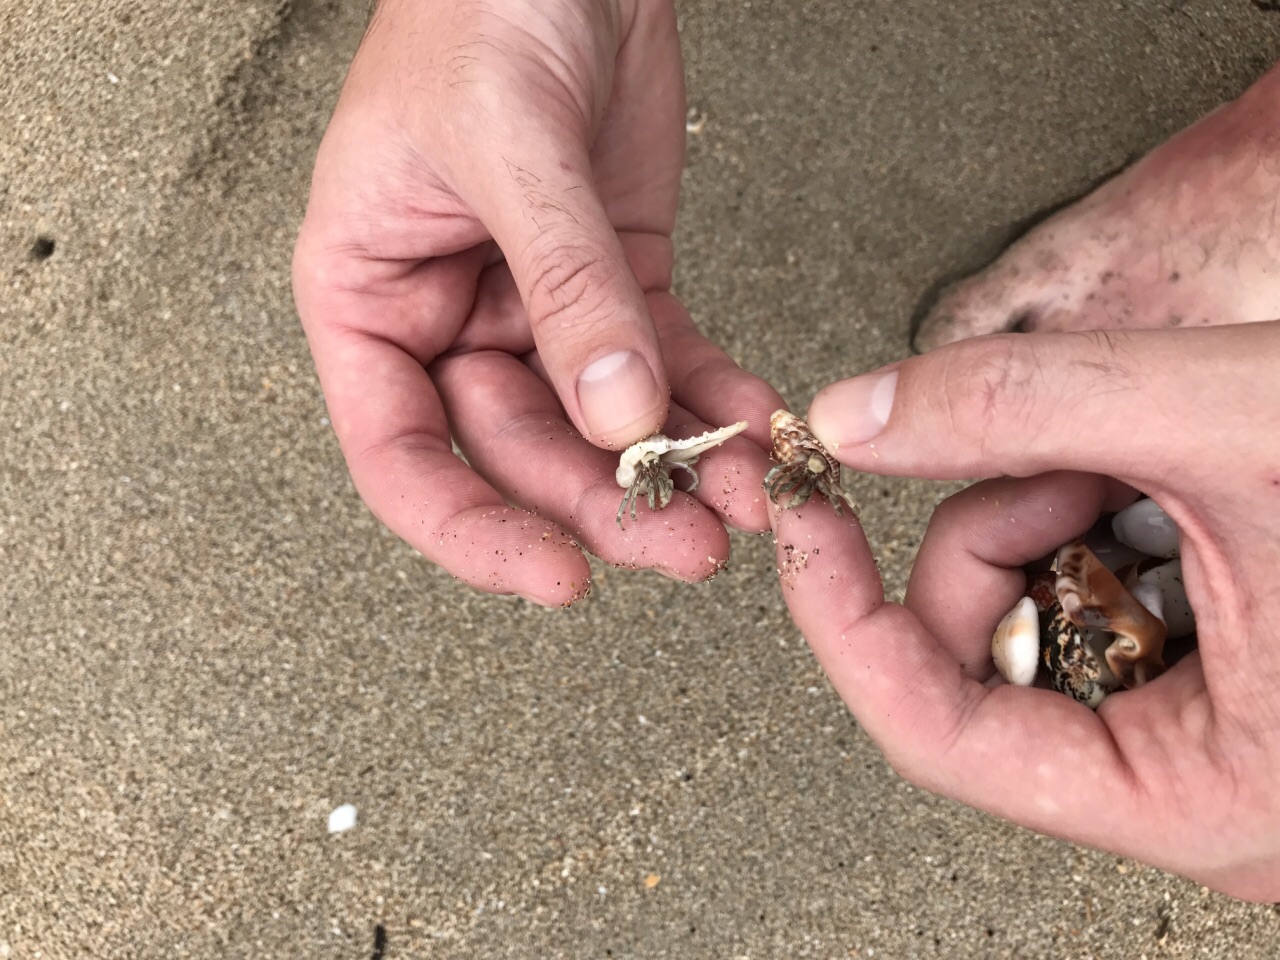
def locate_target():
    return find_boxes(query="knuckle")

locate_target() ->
[935,335,1048,457]
[524,245,617,334]
[290,231,329,320]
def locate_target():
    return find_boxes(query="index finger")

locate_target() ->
[769,499,1151,852]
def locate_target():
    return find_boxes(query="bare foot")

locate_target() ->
[912,63,1280,353]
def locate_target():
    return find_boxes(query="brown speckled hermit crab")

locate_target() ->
[764,410,860,516]
[614,421,748,527]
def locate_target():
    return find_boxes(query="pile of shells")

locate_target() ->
[992,498,1193,708]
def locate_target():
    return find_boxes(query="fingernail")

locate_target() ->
[808,369,897,449]
[576,350,665,444]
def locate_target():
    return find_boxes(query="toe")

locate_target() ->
[910,157,1139,353]
[911,258,1047,353]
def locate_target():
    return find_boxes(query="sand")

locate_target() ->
[4,0,1280,956]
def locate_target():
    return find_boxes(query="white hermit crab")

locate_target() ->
[614,421,749,527]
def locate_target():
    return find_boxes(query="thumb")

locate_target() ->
[446,118,671,450]
[806,325,1280,486]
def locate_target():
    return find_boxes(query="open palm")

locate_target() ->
[293,0,783,604]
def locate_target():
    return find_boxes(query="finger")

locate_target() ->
[906,472,1112,680]
[518,348,768,535]
[648,291,787,457]
[432,350,730,582]
[454,269,781,533]
[294,231,591,604]
[522,317,776,535]
[293,222,491,364]
[427,1,685,451]
[451,234,672,358]
[806,324,1280,491]
[651,292,782,532]
[664,418,771,535]
[301,322,591,606]
[456,264,785,461]
[451,258,536,357]
[769,499,1161,857]
[444,112,672,451]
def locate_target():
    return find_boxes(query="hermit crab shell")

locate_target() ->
[614,421,749,489]
[764,410,860,515]
[768,410,841,478]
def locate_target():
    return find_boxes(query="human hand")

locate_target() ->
[292,0,782,605]
[770,322,1280,900]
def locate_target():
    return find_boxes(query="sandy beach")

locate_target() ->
[4,0,1280,956]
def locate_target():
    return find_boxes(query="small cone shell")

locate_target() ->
[992,596,1040,687]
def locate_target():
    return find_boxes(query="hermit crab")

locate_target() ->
[763,410,860,516]
[991,497,1193,708]
[614,421,749,527]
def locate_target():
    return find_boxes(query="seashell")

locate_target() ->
[1042,611,1119,709]
[763,410,859,515]
[1054,540,1167,691]
[1125,557,1195,639]
[615,421,748,490]
[1128,580,1164,623]
[1111,497,1180,559]
[614,421,748,527]
[992,596,1040,687]
[1082,529,1149,574]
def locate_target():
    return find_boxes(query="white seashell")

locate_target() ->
[1127,558,1195,639]
[327,803,357,833]
[1128,580,1164,623]
[615,421,749,489]
[1111,497,1180,559]
[992,596,1040,687]
[1082,530,1148,574]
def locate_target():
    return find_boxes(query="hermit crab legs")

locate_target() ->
[613,421,749,528]
[762,410,860,516]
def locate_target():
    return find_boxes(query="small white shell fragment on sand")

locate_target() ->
[1129,558,1195,638]
[615,421,749,489]
[992,596,1040,687]
[1112,498,1180,559]
[328,803,357,833]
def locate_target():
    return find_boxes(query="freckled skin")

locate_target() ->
[913,63,1280,352]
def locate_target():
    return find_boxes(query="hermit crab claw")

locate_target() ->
[1054,539,1168,689]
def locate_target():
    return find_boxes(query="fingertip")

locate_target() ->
[613,492,732,582]
[807,368,898,458]
[432,505,592,607]
[768,495,881,615]
[575,349,669,448]
[690,437,772,534]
